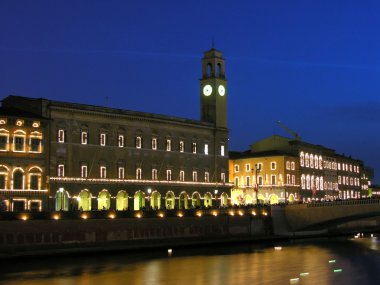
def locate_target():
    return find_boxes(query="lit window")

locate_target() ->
[305,153,309,167]
[271,162,276,170]
[320,177,324,190]
[152,169,158,180]
[151,138,157,150]
[192,171,197,182]
[180,170,185,181]
[0,174,6,189]
[58,129,65,143]
[286,174,290,184]
[204,144,209,155]
[192,142,197,154]
[30,138,41,152]
[314,156,319,169]
[292,175,295,185]
[179,141,184,152]
[234,165,239,172]
[166,139,171,151]
[301,175,305,189]
[234,177,239,186]
[306,175,310,189]
[245,164,250,172]
[205,172,209,182]
[0,133,9,151]
[32,121,40,128]
[100,133,106,146]
[14,136,25,152]
[16,120,24,126]
[81,131,88,144]
[286,161,290,170]
[221,172,226,183]
[316,177,320,190]
[118,135,124,147]
[0,119,7,125]
[319,156,323,169]
[310,154,314,168]
[13,169,24,189]
[246,176,250,186]
[256,163,262,171]
[118,167,125,179]
[136,168,142,180]
[30,175,39,190]
[271,175,276,185]
[221,145,225,156]
[100,166,107,178]
[300,152,304,167]
[338,176,341,184]
[291,162,295,170]
[258,176,263,185]
[136,136,142,149]
[58,164,65,177]
[166,169,172,181]
[81,165,88,178]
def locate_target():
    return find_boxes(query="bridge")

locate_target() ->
[272,199,380,233]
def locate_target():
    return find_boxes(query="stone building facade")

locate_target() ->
[0,48,232,212]
[229,135,370,204]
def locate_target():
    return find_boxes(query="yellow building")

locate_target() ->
[229,150,299,205]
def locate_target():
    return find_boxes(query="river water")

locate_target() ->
[1,236,380,285]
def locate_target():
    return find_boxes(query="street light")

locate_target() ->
[214,189,218,207]
[147,188,152,210]
[253,164,261,205]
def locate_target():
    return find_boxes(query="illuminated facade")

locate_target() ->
[243,135,370,202]
[229,150,299,205]
[0,48,232,212]
[0,108,47,211]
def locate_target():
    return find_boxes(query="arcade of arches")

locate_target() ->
[54,188,230,211]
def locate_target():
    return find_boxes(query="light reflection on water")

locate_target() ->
[1,237,380,285]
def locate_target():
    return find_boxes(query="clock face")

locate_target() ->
[218,85,225,96]
[203,84,212,96]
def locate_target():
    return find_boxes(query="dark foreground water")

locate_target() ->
[1,236,380,285]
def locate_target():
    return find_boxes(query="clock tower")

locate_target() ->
[200,48,228,129]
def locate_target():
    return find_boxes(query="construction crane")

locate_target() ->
[276,120,302,141]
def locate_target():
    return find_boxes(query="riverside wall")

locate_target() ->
[0,209,272,258]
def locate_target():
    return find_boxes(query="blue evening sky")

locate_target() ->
[1,1,379,183]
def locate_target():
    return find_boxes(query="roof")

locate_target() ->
[2,95,222,130]
[0,106,47,120]
[229,149,296,160]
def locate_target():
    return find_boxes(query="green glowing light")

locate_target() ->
[334,269,342,273]
[300,272,309,277]
[329,260,336,263]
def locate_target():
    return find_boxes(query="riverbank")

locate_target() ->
[1,206,380,260]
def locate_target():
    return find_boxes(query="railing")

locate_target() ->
[306,198,380,208]
[0,205,272,221]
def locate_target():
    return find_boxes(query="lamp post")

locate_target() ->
[253,164,261,205]
[147,188,152,210]
[214,189,218,208]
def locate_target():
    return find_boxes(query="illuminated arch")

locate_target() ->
[97,189,111,210]
[150,190,161,210]
[55,188,69,211]
[245,194,253,205]
[288,194,295,203]
[192,192,201,208]
[257,194,265,204]
[165,191,175,210]
[269,194,279,205]
[203,192,212,208]
[116,190,129,211]
[220,192,229,207]
[134,190,145,210]
[179,191,189,209]
[12,167,24,190]
[78,189,92,211]
[28,166,43,173]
